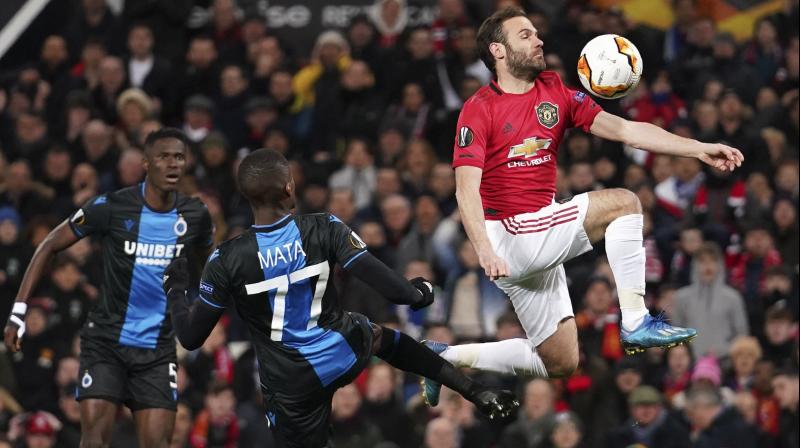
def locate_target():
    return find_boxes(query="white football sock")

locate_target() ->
[441,339,548,377]
[605,214,649,332]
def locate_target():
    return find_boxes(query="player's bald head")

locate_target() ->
[237,148,291,206]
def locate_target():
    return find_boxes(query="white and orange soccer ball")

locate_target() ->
[577,34,643,100]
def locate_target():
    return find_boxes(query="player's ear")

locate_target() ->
[284,179,294,198]
[489,42,505,61]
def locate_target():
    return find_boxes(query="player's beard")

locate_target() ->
[505,44,546,82]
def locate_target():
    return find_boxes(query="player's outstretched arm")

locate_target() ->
[455,166,509,280]
[589,111,744,172]
[4,220,79,352]
[346,253,434,310]
[163,258,223,350]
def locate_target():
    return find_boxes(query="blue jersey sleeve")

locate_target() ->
[198,250,232,309]
[326,215,367,268]
[69,194,111,238]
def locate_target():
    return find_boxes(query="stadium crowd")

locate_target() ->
[0,0,798,447]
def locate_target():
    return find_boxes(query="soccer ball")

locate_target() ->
[577,34,643,99]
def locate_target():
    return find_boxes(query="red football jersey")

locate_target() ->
[452,72,602,220]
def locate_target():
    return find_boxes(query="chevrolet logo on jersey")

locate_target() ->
[507,137,552,158]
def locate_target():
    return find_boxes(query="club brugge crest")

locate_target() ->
[536,102,559,129]
[174,215,187,237]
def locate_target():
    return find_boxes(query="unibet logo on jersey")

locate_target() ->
[506,137,553,168]
[124,241,185,266]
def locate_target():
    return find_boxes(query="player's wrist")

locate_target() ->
[6,302,27,338]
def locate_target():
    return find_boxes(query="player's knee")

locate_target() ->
[612,188,642,216]
[542,345,579,378]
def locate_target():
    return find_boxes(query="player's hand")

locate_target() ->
[697,143,744,172]
[4,302,27,353]
[163,257,189,296]
[410,277,434,311]
[478,248,510,281]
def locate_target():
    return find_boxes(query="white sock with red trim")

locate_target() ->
[441,339,549,377]
[605,214,649,332]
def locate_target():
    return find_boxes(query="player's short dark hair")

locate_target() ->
[237,148,290,206]
[477,6,527,74]
[143,127,189,154]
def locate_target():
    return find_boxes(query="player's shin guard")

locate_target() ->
[375,328,478,398]
[605,214,649,332]
[441,339,549,377]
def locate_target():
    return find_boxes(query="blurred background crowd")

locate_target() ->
[0,0,798,447]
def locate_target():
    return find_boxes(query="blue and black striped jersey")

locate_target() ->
[198,213,369,392]
[68,183,213,349]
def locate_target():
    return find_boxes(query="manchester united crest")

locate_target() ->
[536,102,559,129]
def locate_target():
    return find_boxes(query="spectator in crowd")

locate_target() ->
[369,0,409,49]
[0,207,31,308]
[725,336,763,392]
[56,385,80,447]
[188,381,239,448]
[670,226,704,286]
[673,242,749,357]
[44,255,92,339]
[437,386,494,448]
[685,384,759,447]
[661,343,694,403]
[605,385,690,448]
[548,411,584,448]
[771,198,798,270]
[772,369,799,448]
[214,64,250,150]
[499,379,555,448]
[760,306,797,367]
[182,36,221,105]
[331,384,383,448]
[424,417,457,448]
[362,362,415,447]
[333,60,386,145]
[329,138,377,210]
[124,24,172,115]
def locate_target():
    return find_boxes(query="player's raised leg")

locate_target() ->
[370,324,518,418]
[583,188,696,353]
[80,399,119,448]
[133,409,176,448]
[427,265,579,407]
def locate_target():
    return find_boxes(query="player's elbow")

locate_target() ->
[176,332,204,351]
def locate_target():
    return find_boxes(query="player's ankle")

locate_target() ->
[621,310,648,332]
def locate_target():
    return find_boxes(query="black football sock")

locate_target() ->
[375,327,481,399]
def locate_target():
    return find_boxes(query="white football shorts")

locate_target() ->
[486,193,593,346]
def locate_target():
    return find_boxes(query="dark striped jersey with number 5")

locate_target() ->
[68,183,213,349]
